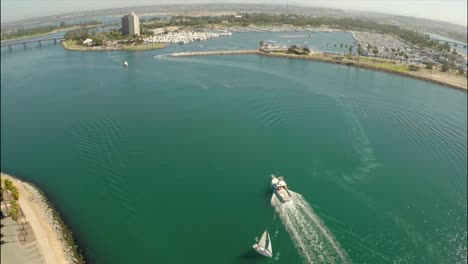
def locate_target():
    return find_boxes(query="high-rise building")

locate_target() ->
[121,12,140,36]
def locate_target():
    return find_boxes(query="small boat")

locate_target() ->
[123,61,128,67]
[271,175,292,203]
[253,230,272,258]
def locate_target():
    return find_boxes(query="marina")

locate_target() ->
[143,31,232,44]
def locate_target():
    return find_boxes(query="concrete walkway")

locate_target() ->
[17,196,58,264]
[1,216,45,264]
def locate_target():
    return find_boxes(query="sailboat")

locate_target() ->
[252,230,273,258]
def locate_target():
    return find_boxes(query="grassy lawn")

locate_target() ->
[62,40,166,51]
[61,40,87,51]
[121,43,166,51]
[358,57,411,73]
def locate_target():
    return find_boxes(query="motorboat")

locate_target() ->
[271,175,292,203]
[123,61,128,67]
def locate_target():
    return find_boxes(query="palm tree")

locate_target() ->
[349,45,353,55]
[10,187,19,201]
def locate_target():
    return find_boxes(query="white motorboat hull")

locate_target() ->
[271,175,292,203]
[273,189,292,203]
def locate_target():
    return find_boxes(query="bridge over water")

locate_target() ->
[1,38,65,51]
[431,38,467,48]
[419,33,468,48]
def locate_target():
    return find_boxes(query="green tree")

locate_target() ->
[357,44,364,59]
[424,62,434,70]
[64,28,89,40]
[441,63,451,72]
[259,40,264,46]
[372,48,379,56]
[348,45,353,54]
[407,65,420,71]
[4,179,13,190]
[10,186,19,201]
[93,37,104,46]
[9,201,20,221]
[60,21,66,27]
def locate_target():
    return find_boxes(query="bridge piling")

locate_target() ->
[8,45,12,52]
[54,39,57,45]
[23,43,27,49]
[38,40,42,47]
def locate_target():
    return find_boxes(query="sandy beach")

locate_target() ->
[1,173,83,264]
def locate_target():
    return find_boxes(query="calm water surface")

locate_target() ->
[1,32,466,264]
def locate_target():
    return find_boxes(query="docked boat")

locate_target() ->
[252,230,273,258]
[271,175,292,203]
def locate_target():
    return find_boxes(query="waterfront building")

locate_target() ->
[121,12,140,36]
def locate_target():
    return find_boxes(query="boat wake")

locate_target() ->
[271,191,350,264]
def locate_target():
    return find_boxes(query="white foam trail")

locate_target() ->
[272,191,350,264]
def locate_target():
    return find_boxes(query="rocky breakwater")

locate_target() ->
[170,50,259,57]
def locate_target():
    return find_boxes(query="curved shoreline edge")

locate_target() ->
[1,173,85,264]
[61,40,167,51]
[170,50,467,92]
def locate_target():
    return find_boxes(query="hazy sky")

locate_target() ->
[1,0,467,26]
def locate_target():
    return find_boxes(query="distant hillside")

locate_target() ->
[2,3,466,43]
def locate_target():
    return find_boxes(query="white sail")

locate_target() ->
[267,232,272,254]
[258,230,268,248]
[253,230,273,258]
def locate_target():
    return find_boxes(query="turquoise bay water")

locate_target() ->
[1,32,467,263]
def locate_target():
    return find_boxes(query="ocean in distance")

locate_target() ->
[1,31,466,263]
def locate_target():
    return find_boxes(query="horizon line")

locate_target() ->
[1,3,467,28]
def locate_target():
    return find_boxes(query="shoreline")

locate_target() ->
[61,40,166,51]
[1,173,85,264]
[1,25,100,43]
[170,50,467,91]
[170,50,258,57]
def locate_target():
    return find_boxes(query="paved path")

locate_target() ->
[1,215,44,264]
[18,196,58,264]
